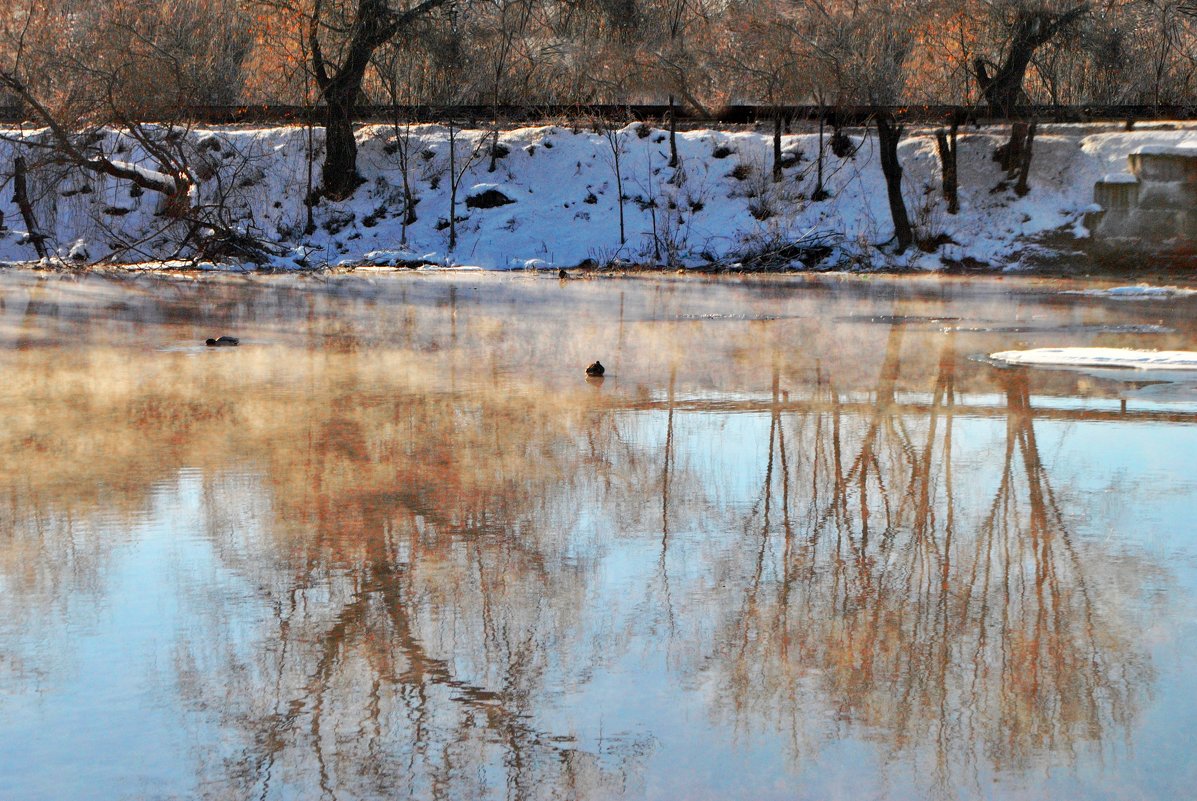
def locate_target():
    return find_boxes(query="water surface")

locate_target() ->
[2,271,1196,800]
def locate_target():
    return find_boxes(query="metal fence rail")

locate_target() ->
[0,103,1195,126]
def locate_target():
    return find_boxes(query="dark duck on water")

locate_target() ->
[205,336,240,347]
[585,361,605,377]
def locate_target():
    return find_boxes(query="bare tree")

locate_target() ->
[444,121,488,252]
[305,0,454,199]
[373,38,431,244]
[973,1,1089,115]
[804,0,920,252]
[719,5,806,183]
[595,118,628,247]
[643,0,709,168]
[471,0,542,171]
[0,0,268,261]
[0,0,251,207]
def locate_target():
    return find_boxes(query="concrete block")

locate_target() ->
[1094,179,1140,209]
[1136,182,1197,210]
[1129,151,1197,184]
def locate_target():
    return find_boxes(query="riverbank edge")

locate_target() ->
[3,260,1195,290]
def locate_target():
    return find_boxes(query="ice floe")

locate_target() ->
[990,347,1197,370]
[1063,284,1197,299]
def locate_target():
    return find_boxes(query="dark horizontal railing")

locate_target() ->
[0,103,1195,126]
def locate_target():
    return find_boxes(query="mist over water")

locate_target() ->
[2,271,1196,800]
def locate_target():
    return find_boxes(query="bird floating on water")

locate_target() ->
[585,360,605,377]
[205,336,240,347]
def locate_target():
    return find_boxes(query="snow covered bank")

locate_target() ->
[991,347,1197,371]
[0,121,1195,270]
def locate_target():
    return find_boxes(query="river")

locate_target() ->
[1,271,1196,800]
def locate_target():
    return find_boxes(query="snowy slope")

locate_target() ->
[0,121,1194,270]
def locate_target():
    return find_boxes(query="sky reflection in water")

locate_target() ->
[1,272,1196,800]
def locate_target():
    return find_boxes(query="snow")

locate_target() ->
[107,160,178,193]
[466,182,513,197]
[1063,284,1197,298]
[0,121,1194,269]
[360,248,420,265]
[991,347,1197,370]
[1100,172,1138,184]
[1130,144,1197,157]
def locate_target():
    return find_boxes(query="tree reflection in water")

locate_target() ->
[701,324,1152,796]
[171,376,654,799]
[0,276,1174,800]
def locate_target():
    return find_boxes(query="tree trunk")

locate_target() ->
[772,110,783,183]
[313,0,377,200]
[813,113,828,201]
[1014,121,1037,196]
[607,129,626,246]
[322,86,361,200]
[615,154,625,245]
[996,121,1029,175]
[400,134,414,243]
[305,114,317,235]
[667,95,679,168]
[488,127,500,173]
[12,156,46,260]
[934,120,959,215]
[875,115,913,254]
[448,124,458,252]
[974,57,1025,118]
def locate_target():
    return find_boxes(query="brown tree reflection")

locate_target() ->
[0,275,1175,800]
[0,279,653,800]
[166,369,652,799]
[701,325,1153,795]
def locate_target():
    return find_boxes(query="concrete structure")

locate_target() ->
[1087,146,1197,251]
